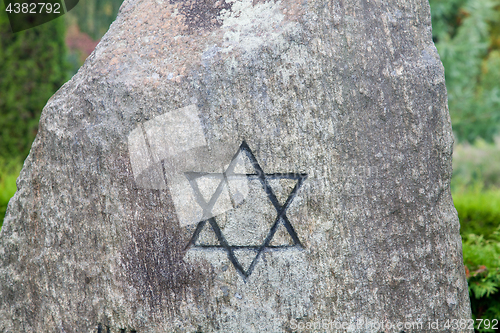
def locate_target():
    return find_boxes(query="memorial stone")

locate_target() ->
[0,0,471,331]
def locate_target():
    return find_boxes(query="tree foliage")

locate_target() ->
[65,0,124,40]
[430,0,500,142]
[0,6,69,161]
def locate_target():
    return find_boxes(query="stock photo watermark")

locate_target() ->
[285,318,498,331]
[3,0,79,32]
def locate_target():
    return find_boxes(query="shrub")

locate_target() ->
[463,228,500,332]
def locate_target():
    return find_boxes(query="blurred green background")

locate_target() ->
[1,0,499,329]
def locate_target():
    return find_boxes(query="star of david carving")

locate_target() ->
[184,141,307,279]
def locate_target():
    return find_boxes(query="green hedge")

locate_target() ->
[0,5,68,161]
[454,187,500,237]
[0,159,21,228]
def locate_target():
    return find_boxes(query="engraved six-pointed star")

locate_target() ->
[184,141,307,279]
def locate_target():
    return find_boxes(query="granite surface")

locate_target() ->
[0,0,471,331]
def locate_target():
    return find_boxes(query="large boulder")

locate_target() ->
[0,0,471,331]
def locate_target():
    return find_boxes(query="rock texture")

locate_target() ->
[0,0,471,331]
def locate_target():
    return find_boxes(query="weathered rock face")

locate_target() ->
[0,0,471,331]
